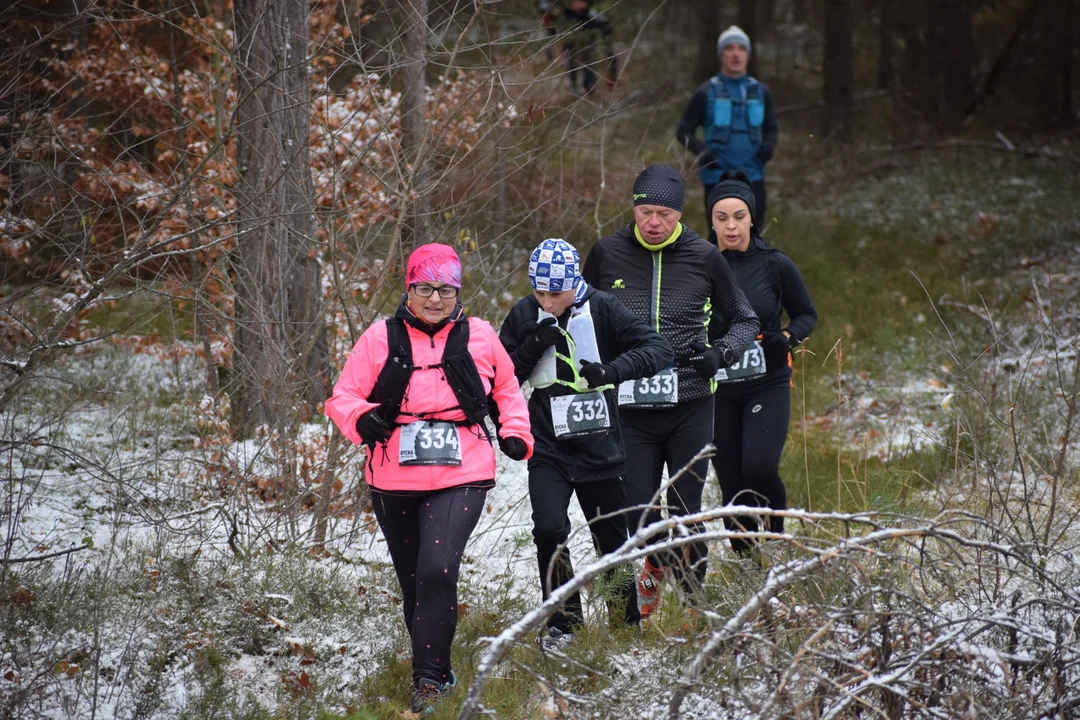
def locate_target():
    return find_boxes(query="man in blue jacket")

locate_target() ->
[677,25,779,227]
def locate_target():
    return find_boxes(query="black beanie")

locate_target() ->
[706,170,756,224]
[632,164,685,213]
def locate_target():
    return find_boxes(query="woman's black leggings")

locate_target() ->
[712,382,789,554]
[371,485,486,685]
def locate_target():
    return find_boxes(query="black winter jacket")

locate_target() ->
[716,235,817,395]
[582,223,759,403]
[500,287,673,482]
[561,6,614,38]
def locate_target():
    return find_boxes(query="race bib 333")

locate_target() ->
[617,367,678,408]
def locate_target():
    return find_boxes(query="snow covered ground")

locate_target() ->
[4,263,1078,718]
[2,343,647,718]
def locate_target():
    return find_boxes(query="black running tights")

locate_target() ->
[371,485,486,685]
[711,383,789,554]
[621,396,714,590]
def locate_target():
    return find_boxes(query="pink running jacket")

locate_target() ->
[325,315,533,492]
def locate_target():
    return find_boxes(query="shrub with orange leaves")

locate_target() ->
[2,1,517,284]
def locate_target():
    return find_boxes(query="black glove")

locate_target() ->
[578,360,619,389]
[531,317,562,348]
[761,332,790,370]
[697,148,720,171]
[687,341,732,379]
[499,436,529,461]
[355,409,392,445]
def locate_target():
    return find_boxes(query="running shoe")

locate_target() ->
[409,671,456,715]
[537,626,575,652]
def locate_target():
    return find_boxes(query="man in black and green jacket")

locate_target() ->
[582,164,758,620]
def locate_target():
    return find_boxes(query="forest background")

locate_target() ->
[2,0,1079,718]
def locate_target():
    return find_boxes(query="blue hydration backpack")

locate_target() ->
[701,76,765,185]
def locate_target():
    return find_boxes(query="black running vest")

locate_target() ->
[368,317,494,441]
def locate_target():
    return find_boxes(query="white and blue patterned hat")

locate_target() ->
[528,239,581,292]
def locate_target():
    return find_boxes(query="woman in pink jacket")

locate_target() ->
[326,243,532,715]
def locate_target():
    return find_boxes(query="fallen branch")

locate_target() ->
[886,139,1079,165]
[937,295,999,336]
[458,506,902,720]
[1,543,91,564]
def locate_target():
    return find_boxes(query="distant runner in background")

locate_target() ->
[706,172,816,557]
[500,239,672,650]
[538,0,618,95]
[677,25,778,227]
[536,0,560,64]
[325,244,533,715]
[583,165,759,622]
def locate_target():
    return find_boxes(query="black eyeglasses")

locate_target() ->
[412,284,459,299]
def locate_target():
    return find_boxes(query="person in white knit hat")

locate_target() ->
[499,238,673,647]
[676,25,779,228]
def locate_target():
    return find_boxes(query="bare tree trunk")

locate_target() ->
[761,0,777,27]
[916,0,945,125]
[876,0,894,90]
[167,9,221,398]
[311,431,344,553]
[1062,0,1075,126]
[1044,0,1077,126]
[232,0,327,437]
[330,0,399,90]
[56,0,93,271]
[483,4,510,244]
[695,0,722,85]
[963,0,1041,123]
[892,0,927,144]
[793,0,808,24]
[738,0,758,75]
[492,134,510,245]
[940,0,977,131]
[822,0,855,142]
[400,0,432,250]
[1035,0,1060,123]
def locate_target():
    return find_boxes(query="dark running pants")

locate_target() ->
[529,464,641,633]
[704,179,767,230]
[565,42,598,95]
[371,485,486,685]
[621,396,715,590]
[711,383,789,554]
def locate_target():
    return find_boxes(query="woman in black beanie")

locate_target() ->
[706,171,817,556]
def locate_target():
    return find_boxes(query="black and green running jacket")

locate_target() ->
[582,222,759,403]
